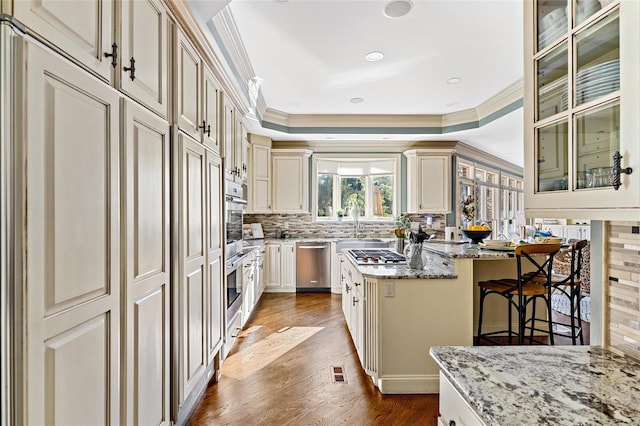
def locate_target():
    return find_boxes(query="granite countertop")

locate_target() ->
[343,251,457,280]
[423,241,514,259]
[430,345,640,425]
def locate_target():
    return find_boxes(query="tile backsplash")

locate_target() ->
[243,213,446,240]
[607,221,640,360]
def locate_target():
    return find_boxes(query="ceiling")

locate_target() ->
[194,0,525,166]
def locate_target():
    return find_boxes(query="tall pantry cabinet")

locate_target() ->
[1,0,235,424]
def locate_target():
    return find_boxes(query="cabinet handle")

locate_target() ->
[199,121,211,137]
[123,57,136,81]
[352,296,358,306]
[612,151,633,190]
[419,203,422,209]
[103,43,118,68]
[231,327,241,338]
[345,283,350,292]
[355,282,361,287]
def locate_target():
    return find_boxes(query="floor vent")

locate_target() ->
[331,366,347,383]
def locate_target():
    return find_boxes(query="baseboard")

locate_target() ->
[376,374,440,394]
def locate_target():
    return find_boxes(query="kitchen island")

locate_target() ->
[341,242,546,394]
[430,345,640,425]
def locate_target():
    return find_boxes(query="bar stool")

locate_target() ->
[476,244,561,345]
[528,239,588,345]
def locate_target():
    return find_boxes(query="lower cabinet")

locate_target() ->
[340,259,364,362]
[265,241,296,292]
[241,250,256,326]
[438,372,483,426]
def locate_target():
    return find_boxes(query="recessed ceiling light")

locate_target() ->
[365,51,384,62]
[325,136,334,140]
[384,0,413,18]
[382,137,391,140]
[350,97,365,104]
[447,77,462,84]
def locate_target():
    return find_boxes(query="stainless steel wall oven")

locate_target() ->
[224,180,246,323]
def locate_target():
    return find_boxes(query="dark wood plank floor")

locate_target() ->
[187,293,440,425]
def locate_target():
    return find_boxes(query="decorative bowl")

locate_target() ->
[535,236,563,244]
[461,229,492,244]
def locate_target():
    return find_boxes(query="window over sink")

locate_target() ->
[313,155,399,221]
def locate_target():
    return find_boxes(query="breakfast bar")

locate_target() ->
[340,241,547,394]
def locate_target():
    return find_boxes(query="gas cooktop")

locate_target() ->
[346,248,407,265]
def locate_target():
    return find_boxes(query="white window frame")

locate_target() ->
[312,154,401,222]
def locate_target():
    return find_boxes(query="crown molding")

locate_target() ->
[165,0,252,117]
[259,78,524,135]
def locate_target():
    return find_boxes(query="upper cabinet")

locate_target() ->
[175,29,202,141]
[404,150,452,213]
[221,94,247,183]
[13,0,114,81]
[272,149,312,213]
[248,139,272,213]
[15,0,170,118]
[120,0,169,118]
[524,0,640,218]
[174,28,221,152]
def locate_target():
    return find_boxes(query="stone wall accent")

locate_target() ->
[243,213,447,240]
[607,221,640,360]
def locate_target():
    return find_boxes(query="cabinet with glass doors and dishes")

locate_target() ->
[524,0,640,219]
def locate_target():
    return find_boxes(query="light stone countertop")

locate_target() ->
[422,241,515,259]
[348,261,457,280]
[430,345,640,425]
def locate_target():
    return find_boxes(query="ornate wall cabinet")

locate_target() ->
[524,0,640,219]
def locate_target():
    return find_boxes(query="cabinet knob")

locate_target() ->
[449,421,456,426]
[123,57,136,81]
[103,43,118,68]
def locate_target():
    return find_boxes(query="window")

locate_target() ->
[314,156,399,221]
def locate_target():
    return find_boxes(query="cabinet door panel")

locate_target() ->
[44,314,111,426]
[121,0,168,118]
[272,157,303,212]
[175,31,201,140]
[203,66,220,151]
[222,96,234,180]
[418,156,450,213]
[174,133,207,408]
[122,100,170,425]
[25,43,120,426]
[14,0,113,81]
[206,152,223,361]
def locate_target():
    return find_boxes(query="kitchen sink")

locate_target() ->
[335,238,390,252]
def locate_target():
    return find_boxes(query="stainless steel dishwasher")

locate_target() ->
[296,242,330,292]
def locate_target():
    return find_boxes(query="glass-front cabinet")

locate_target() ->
[524,0,640,218]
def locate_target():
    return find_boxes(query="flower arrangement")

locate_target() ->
[461,195,475,222]
[394,213,411,238]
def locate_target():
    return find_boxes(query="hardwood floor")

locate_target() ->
[187,293,440,425]
[188,293,591,425]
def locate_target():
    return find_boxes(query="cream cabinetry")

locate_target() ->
[175,29,221,152]
[14,0,170,117]
[524,0,640,219]
[122,100,171,426]
[221,94,247,183]
[565,225,591,240]
[13,0,114,81]
[265,241,296,292]
[119,0,169,117]
[438,372,483,426]
[248,142,272,212]
[404,150,452,213]
[22,42,122,425]
[173,132,208,409]
[205,151,224,365]
[272,149,312,213]
[340,259,364,362]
